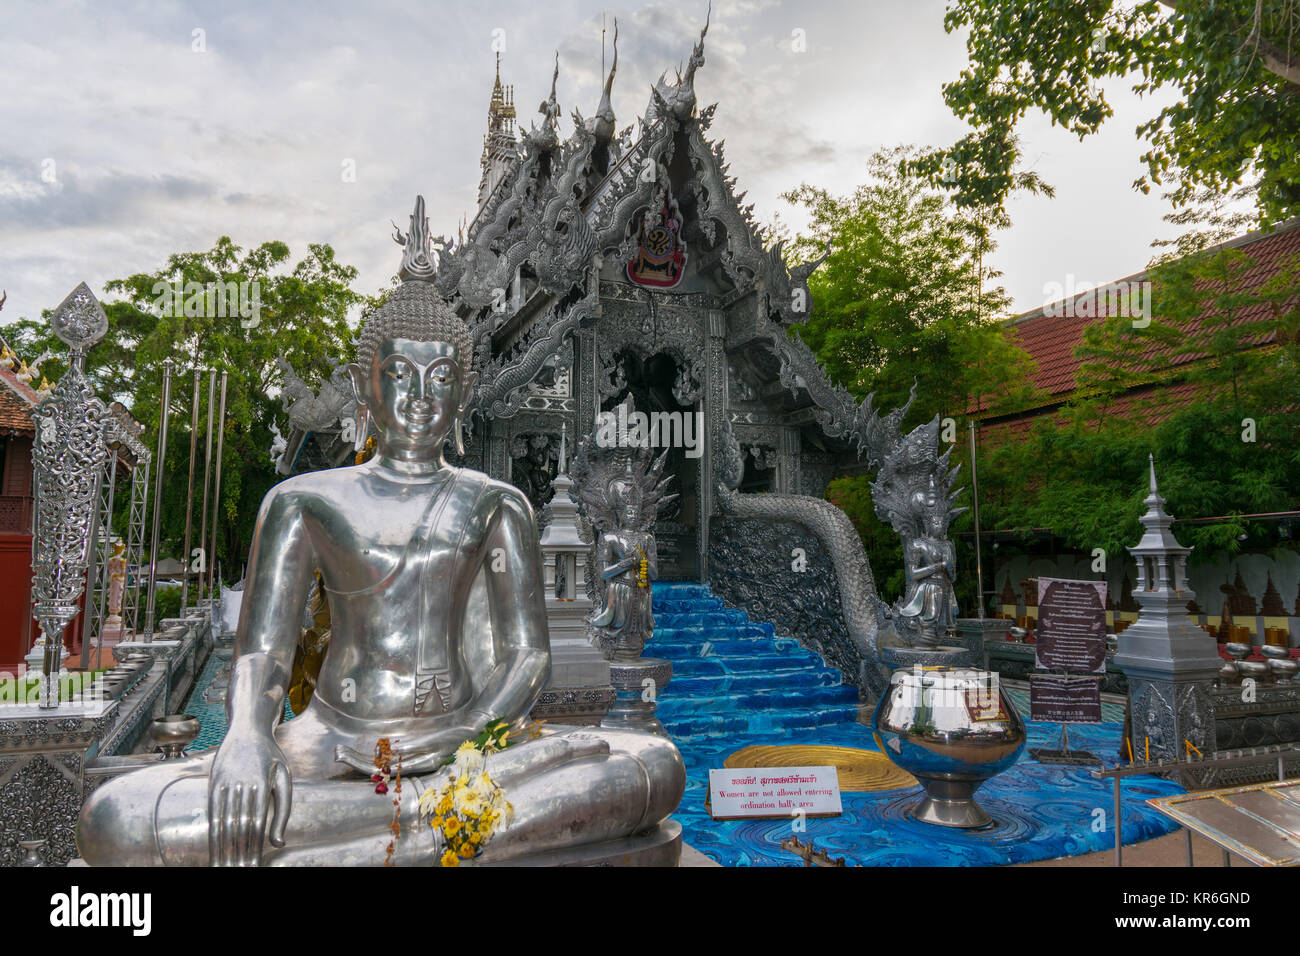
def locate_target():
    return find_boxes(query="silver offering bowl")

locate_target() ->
[1007,626,1027,643]
[873,667,1026,828]
[1218,660,1240,684]
[1268,659,1298,684]
[1237,660,1269,683]
[1224,642,1253,662]
[1261,645,1289,661]
[97,674,129,698]
[149,714,201,759]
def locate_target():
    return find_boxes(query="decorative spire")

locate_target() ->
[479,53,519,207]
[559,421,568,474]
[592,18,619,145]
[538,51,561,134]
[1128,454,1192,594]
[683,2,710,89]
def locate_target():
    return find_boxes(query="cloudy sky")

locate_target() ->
[1,0,1189,329]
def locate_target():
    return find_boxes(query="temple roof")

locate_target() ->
[432,16,887,454]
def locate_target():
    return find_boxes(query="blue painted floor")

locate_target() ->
[649,581,1182,867]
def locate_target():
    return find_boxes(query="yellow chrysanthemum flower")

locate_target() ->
[444,817,461,836]
[440,849,460,868]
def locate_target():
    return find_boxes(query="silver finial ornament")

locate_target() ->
[49,281,109,355]
[30,283,112,706]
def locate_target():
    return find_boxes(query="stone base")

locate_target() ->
[602,658,673,736]
[484,820,682,867]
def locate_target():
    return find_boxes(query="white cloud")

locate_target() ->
[0,0,1188,329]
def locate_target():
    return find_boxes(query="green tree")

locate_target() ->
[784,146,1040,426]
[914,0,1300,227]
[4,237,365,585]
[783,147,1044,613]
[976,239,1300,562]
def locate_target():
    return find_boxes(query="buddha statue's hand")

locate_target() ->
[208,730,292,866]
[334,724,477,776]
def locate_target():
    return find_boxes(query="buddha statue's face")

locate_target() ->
[356,337,470,460]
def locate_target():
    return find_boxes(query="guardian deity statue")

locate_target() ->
[571,397,676,661]
[77,197,684,866]
[871,410,966,651]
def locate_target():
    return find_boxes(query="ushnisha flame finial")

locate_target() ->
[392,195,437,283]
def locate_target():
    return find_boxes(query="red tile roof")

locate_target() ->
[0,367,38,435]
[975,218,1300,425]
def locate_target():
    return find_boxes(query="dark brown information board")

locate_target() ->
[1034,577,1107,674]
[1029,673,1103,723]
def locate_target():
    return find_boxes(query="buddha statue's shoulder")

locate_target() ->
[254,463,374,521]
[475,473,538,519]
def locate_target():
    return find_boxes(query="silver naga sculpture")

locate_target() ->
[29,282,113,708]
[867,388,966,650]
[571,395,677,661]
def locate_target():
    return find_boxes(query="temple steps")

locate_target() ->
[649,581,862,741]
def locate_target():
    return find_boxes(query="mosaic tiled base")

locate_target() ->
[182,648,295,753]
[649,581,1179,867]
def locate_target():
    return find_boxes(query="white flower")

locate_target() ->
[452,744,485,776]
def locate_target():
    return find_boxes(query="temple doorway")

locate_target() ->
[601,348,700,580]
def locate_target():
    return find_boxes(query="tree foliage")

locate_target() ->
[913,0,1300,227]
[976,239,1300,565]
[4,237,365,583]
[784,146,1041,426]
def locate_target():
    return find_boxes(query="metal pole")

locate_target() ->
[144,358,174,641]
[180,370,200,611]
[197,370,216,604]
[1184,828,1194,867]
[968,420,985,619]
[1113,776,1123,867]
[207,371,228,601]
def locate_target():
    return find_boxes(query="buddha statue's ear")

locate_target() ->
[345,362,371,452]
[455,370,479,456]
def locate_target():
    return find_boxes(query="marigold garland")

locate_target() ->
[373,737,402,866]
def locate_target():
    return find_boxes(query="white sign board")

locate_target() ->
[708,766,843,819]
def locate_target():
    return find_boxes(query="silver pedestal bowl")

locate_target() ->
[149,714,201,759]
[873,667,1027,829]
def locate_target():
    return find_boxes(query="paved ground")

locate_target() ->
[680,843,722,867]
[684,829,1234,867]
[1018,828,1233,867]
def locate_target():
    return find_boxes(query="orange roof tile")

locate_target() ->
[0,367,38,435]
[975,219,1300,431]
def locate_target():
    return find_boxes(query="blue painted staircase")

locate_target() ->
[648,581,862,740]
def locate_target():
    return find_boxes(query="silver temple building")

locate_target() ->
[277,18,933,701]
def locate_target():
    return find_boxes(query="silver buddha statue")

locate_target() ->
[77,199,685,866]
[896,477,959,649]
